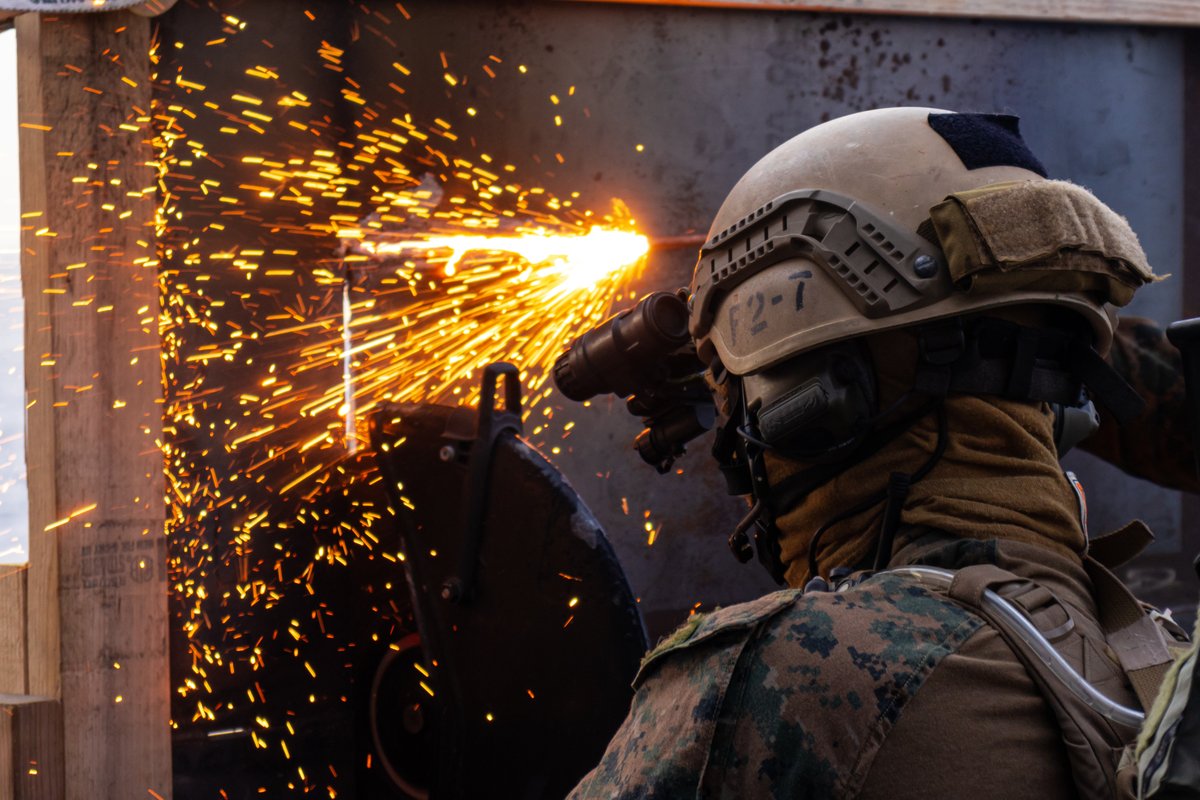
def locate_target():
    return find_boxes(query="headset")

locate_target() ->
[708,313,1140,582]
[554,295,1142,584]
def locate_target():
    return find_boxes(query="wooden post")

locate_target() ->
[563,0,1200,26]
[15,11,169,799]
[0,696,63,800]
[0,567,27,696]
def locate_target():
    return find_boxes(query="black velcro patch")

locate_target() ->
[927,112,1048,177]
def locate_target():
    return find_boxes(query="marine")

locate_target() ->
[568,108,1190,799]
[1090,315,1198,494]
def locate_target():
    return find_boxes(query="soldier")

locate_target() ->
[1089,315,1199,494]
[568,108,1190,799]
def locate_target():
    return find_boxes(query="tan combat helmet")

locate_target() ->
[690,109,1156,583]
[689,107,1155,381]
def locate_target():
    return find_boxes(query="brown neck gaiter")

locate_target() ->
[768,327,1087,588]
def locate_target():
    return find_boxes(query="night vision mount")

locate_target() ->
[552,290,716,473]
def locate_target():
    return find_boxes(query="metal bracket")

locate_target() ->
[691,188,946,339]
[440,362,524,603]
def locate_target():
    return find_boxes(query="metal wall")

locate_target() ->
[148,5,1194,795]
[159,0,1191,637]
[346,1,1189,632]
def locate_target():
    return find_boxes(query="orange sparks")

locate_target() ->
[150,10,653,791]
[43,503,99,532]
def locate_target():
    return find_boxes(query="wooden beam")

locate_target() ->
[0,567,28,696]
[561,0,1200,27]
[14,9,58,733]
[15,11,169,800]
[0,699,59,800]
[0,696,63,800]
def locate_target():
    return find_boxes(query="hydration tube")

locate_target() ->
[892,565,1145,728]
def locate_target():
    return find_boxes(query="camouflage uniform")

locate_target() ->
[569,534,1140,799]
[1086,315,1199,494]
[568,318,1190,800]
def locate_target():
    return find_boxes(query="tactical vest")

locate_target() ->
[573,530,1188,800]
[894,523,1187,800]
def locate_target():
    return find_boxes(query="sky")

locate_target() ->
[0,28,15,253]
[0,27,29,562]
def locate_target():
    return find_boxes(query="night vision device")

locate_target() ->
[552,291,716,473]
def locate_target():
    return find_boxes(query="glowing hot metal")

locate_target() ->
[331,222,650,444]
[355,226,650,293]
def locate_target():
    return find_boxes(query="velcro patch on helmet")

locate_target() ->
[928,113,1048,177]
[929,179,1159,307]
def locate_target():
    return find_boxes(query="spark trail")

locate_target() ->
[153,6,652,794]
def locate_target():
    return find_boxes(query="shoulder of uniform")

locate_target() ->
[841,569,985,625]
[637,571,981,686]
[636,589,803,685]
[601,572,988,799]
[761,570,985,662]
[706,572,986,797]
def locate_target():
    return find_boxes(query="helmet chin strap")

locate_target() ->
[722,385,941,584]
[717,314,1144,585]
[798,401,947,585]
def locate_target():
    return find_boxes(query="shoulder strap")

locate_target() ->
[946,563,1142,800]
[1083,554,1175,712]
[1088,520,1156,571]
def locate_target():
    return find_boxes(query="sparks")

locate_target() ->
[361,226,648,294]
[319,217,648,424]
[146,6,657,793]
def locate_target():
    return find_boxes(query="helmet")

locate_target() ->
[689,107,1150,378]
[690,109,1155,582]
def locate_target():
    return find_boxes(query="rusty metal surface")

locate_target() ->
[346,1,1189,632]
[156,0,1191,650]
[139,4,1192,797]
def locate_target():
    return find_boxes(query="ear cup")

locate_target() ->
[750,342,878,462]
[1051,399,1100,457]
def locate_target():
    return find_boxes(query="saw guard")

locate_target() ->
[370,364,647,799]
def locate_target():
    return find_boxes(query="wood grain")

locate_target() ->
[0,568,28,695]
[562,0,1200,26]
[15,7,59,715]
[0,696,63,800]
[16,12,169,800]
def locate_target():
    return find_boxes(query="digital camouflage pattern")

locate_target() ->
[568,573,983,800]
[1087,316,1200,494]
[566,317,1191,800]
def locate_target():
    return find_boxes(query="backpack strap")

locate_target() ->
[1088,520,1156,571]
[1083,554,1175,713]
[943,563,1143,800]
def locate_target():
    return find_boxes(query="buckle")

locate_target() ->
[918,321,966,366]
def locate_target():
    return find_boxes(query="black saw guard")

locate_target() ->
[370,363,648,799]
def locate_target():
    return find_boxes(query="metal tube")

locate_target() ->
[893,566,1145,728]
